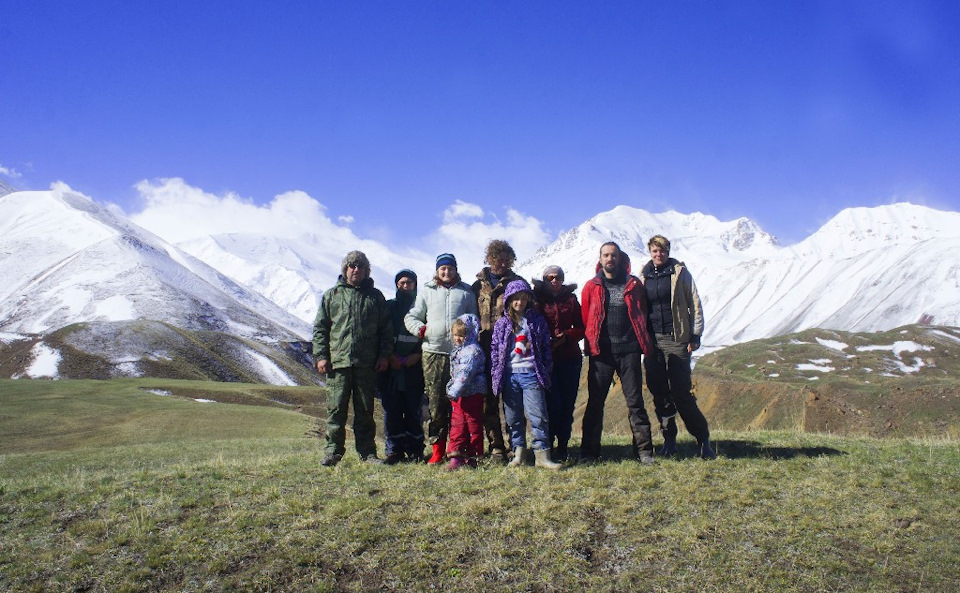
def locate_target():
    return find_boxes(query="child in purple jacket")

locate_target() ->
[490,279,562,470]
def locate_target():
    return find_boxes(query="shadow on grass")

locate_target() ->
[564,441,846,463]
[716,439,846,460]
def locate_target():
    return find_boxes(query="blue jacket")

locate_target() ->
[447,314,488,400]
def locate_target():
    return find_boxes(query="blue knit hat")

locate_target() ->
[436,253,457,269]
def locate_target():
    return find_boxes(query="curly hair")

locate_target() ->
[484,239,516,268]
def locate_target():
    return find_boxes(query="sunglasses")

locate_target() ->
[545,275,561,281]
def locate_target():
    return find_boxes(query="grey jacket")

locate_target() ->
[404,279,479,355]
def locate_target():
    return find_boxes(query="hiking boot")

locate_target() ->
[659,416,678,456]
[637,451,655,466]
[362,455,386,465]
[465,457,478,469]
[384,452,404,465]
[699,439,717,460]
[508,447,527,467]
[534,448,562,470]
[659,436,678,457]
[489,448,508,464]
[321,453,343,467]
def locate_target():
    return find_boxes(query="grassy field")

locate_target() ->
[2,379,959,592]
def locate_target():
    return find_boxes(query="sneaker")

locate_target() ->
[321,453,343,467]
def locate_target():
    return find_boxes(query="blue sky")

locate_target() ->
[2,0,959,249]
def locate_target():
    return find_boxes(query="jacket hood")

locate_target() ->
[457,313,481,346]
[502,279,533,313]
[532,279,578,300]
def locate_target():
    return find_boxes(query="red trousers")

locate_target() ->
[447,393,484,458]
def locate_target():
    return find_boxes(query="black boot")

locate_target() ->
[699,438,717,460]
[633,426,655,465]
[555,441,569,463]
[659,416,678,457]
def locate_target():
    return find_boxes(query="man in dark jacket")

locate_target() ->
[378,269,426,464]
[580,242,657,464]
[313,250,393,467]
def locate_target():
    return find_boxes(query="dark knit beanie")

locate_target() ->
[395,269,417,285]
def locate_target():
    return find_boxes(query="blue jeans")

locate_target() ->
[501,372,550,451]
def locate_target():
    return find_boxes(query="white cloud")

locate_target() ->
[124,179,552,289]
[429,201,551,274]
[0,164,22,178]
[129,178,342,243]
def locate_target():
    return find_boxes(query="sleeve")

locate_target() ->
[685,270,705,338]
[312,291,332,360]
[404,291,427,336]
[377,293,394,359]
[565,296,586,343]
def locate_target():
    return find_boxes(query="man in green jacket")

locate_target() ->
[313,251,393,466]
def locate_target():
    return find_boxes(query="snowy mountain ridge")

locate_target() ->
[0,185,310,341]
[3,184,958,360]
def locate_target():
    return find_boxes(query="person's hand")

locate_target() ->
[375,357,389,372]
[404,352,421,367]
[389,354,403,371]
[316,359,331,374]
[688,338,701,353]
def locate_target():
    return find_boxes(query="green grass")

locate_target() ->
[2,380,959,592]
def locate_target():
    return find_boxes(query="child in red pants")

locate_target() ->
[445,314,487,470]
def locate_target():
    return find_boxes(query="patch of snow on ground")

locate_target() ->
[766,360,777,364]
[26,343,61,378]
[895,357,926,374]
[194,399,216,403]
[816,337,848,351]
[856,341,933,355]
[94,295,137,320]
[789,339,811,345]
[807,376,819,381]
[930,329,960,344]
[809,358,832,365]
[246,349,297,386]
[768,373,780,378]
[0,332,28,344]
[746,364,755,368]
[796,363,835,373]
[145,389,172,396]
[115,361,143,377]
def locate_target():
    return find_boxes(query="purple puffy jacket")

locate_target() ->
[490,279,552,395]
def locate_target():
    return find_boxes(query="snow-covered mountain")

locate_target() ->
[0,185,310,340]
[4,182,958,359]
[517,203,960,347]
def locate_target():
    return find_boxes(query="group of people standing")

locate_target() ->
[311,237,715,469]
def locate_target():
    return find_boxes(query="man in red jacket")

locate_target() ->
[580,242,659,464]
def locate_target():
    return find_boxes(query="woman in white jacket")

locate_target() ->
[405,253,479,464]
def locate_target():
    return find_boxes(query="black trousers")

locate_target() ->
[644,334,710,443]
[582,350,652,457]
